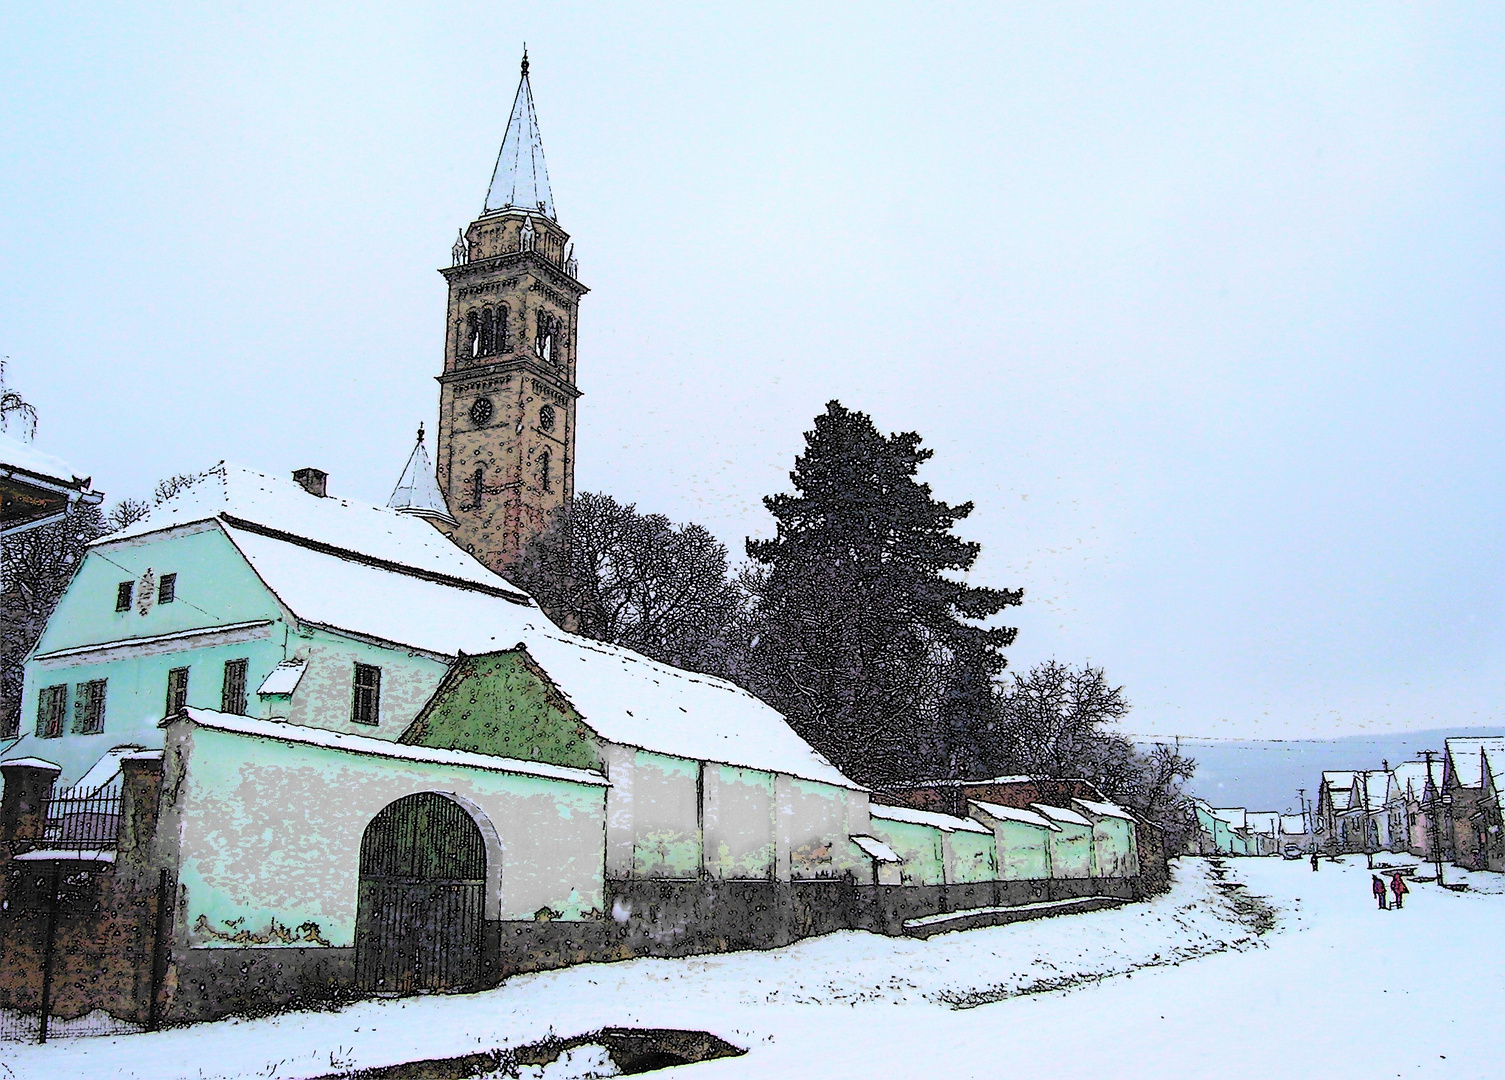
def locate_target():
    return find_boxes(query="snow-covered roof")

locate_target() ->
[485,55,555,219]
[1073,798,1138,823]
[387,428,456,526]
[1483,747,1505,795]
[1244,811,1280,835]
[969,801,1060,831]
[1322,771,1355,790]
[256,659,306,696]
[104,463,526,599]
[69,745,147,795]
[0,430,87,485]
[870,802,992,834]
[1393,760,1441,801]
[171,708,610,787]
[218,522,858,790]
[1279,814,1306,835]
[1031,803,1092,828]
[850,834,901,864]
[1446,737,1505,789]
[1209,807,1247,829]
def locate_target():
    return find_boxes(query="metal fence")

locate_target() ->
[40,782,122,850]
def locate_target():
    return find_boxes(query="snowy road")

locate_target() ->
[3,857,1499,1079]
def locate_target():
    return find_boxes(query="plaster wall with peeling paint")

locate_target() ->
[159,720,607,950]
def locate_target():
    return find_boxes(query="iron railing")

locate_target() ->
[39,783,122,850]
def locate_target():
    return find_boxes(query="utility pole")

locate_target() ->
[1422,750,1445,887]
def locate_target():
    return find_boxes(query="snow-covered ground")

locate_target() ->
[3,856,1499,1079]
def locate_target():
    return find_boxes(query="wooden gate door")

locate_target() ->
[355,793,486,994]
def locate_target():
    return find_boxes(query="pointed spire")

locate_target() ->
[484,48,556,220]
[388,423,457,526]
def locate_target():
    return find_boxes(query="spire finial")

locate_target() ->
[521,45,529,79]
[417,422,425,444]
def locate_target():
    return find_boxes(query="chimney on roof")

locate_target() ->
[293,468,328,498]
[1382,759,1389,773]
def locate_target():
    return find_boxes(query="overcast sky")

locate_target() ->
[3,4,1504,740]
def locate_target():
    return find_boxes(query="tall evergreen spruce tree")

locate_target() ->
[745,401,1022,784]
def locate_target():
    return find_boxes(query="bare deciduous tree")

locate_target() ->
[511,492,748,676]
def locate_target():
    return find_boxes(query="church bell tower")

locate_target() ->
[435,52,586,573]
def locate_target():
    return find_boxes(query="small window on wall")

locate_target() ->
[166,667,190,715]
[352,663,381,726]
[222,658,248,715]
[115,581,133,612]
[72,679,107,734]
[158,573,177,605]
[36,685,67,739]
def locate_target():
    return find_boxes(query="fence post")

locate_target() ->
[37,868,60,1044]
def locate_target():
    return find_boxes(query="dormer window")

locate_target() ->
[352,664,381,726]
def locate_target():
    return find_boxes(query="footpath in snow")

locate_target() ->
[5,855,1503,1078]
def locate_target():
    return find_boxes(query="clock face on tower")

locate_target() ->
[539,404,556,432]
[469,397,495,427]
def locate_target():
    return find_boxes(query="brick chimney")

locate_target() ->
[292,468,328,498]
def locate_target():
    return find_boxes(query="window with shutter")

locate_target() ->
[158,573,177,604]
[166,667,190,714]
[36,685,67,738]
[222,659,248,715]
[352,664,382,726]
[115,581,133,612]
[72,679,107,734]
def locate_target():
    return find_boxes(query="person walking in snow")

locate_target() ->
[1310,852,1320,871]
[1390,871,1408,909]
[1372,875,1388,910]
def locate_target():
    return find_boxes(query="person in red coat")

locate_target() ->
[1389,871,1409,910]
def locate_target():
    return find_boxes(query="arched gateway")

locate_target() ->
[354,792,487,994]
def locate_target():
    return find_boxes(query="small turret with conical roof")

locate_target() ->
[388,424,457,530]
[434,50,586,573]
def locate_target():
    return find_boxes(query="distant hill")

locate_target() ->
[1132,728,1505,814]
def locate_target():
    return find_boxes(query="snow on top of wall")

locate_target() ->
[1074,798,1138,823]
[174,708,610,786]
[850,834,901,863]
[102,463,524,596]
[0,757,61,773]
[969,801,1059,831]
[220,524,858,790]
[870,802,992,834]
[1032,803,1093,828]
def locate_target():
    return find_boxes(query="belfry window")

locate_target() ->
[535,310,557,363]
[465,311,481,359]
[479,308,496,355]
[496,304,509,353]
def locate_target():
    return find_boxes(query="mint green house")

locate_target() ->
[967,801,1057,880]
[868,803,996,886]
